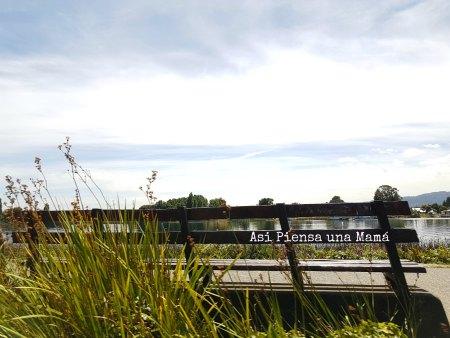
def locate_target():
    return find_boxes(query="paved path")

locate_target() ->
[218,266,450,321]
[409,266,449,319]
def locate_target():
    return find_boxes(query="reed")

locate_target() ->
[0,139,410,337]
[0,211,409,337]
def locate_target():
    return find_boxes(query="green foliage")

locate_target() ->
[153,200,167,209]
[258,198,274,206]
[0,139,426,336]
[373,185,401,202]
[195,243,450,265]
[196,243,284,260]
[398,244,450,264]
[138,204,152,209]
[247,329,305,337]
[0,213,398,338]
[434,203,446,213]
[329,196,344,203]
[139,200,168,209]
[0,209,434,337]
[186,192,208,207]
[144,194,210,209]
[410,208,421,218]
[165,197,186,208]
[443,197,450,208]
[0,214,236,337]
[209,198,227,207]
[427,203,446,213]
[326,320,407,338]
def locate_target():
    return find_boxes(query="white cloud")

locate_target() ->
[373,148,396,155]
[337,157,359,164]
[1,49,450,151]
[401,148,426,158]
[2,1,450,204]
[423,143,441,149]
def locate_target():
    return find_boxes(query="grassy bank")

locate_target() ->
[3,240,448,266]
[194,242,450,265]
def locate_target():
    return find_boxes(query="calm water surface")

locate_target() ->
[2,218,449,245]
[175,218,450,245]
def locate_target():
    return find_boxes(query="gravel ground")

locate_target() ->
[217,266,450,321]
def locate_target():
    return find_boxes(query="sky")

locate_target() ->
[1,1,449,209]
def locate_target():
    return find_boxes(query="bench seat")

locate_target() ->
[215,282,428,293]
[33,257,425,274]
[166,258,426,273]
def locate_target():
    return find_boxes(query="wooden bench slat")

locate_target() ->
[31,257,425,274]
[217,283,427,293]
[182,229,419,244]
[11,228,419,244]
[164,259,426,273]
[34,201,411,225]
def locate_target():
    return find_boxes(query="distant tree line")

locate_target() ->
[140,195,279,209]
[138,184,444,211]
[370,185,449,217]
[258,198,273,206]
[329,196,344,203]
[419,203,447,214]
[443,197,450,208]
[140,193,227,209]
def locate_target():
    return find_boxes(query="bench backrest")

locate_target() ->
[6,201,418,315]
[9,201,417,296]
[11,201,416,245]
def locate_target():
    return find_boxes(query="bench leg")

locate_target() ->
[383,272,395,288]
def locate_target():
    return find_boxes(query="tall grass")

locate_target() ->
[0,139,411,337]
[0,209,412,337]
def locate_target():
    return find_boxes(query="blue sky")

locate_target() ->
[1,1,449,208]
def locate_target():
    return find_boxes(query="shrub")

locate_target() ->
[327,320,407,338]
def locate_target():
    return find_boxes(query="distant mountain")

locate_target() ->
[402,191,450,207]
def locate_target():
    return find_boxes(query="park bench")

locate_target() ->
[12,200,424,310]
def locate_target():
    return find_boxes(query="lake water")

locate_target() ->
[2,218,449,245]
[170,217,450,245]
